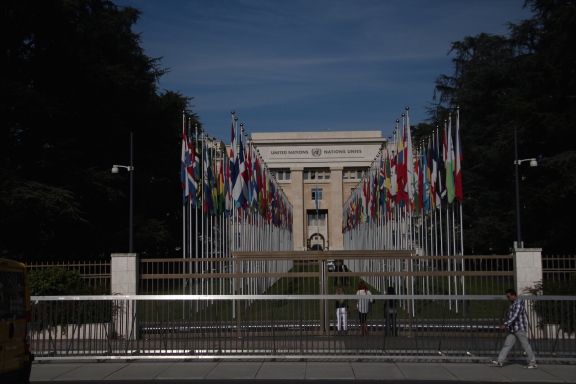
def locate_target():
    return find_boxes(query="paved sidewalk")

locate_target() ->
[31,359,576,382]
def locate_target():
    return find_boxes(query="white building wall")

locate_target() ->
[252,131,386,251]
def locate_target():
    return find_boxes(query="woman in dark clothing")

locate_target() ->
[383,286,397,336]
[354,281,372,336]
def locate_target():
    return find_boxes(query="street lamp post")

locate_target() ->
[111,132,134,253]
[513,125,537,249]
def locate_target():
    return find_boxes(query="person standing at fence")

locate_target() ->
[334,285,349,336]
[354,281,372,336]
[341,261,350,286]
[383,286,397,336]
[333,260,348,286]
[491,288,537,369]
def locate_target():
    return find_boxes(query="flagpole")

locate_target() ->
[437,127,444,256]
[181,113,188,299]
[186,117,192,294]
[208,138,218,295]
[231,113,238,306]
[182,112,187,263]
[201,131,206,296]
[433,204,438,255]
[184,118,196,294]
[194,125,200,301]
[456,108,466,295]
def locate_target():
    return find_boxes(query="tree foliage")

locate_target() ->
[0,0,199,261]
[430,0,576,254]
[29,268,86,296]
[524,278,576,335]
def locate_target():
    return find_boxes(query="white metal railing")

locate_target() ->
[30,295,576,361]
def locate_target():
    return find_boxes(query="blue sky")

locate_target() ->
[114,0,532,142]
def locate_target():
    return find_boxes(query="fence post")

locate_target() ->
[111,253,139,295]
[513,248,543,294]
[111,253,139,341]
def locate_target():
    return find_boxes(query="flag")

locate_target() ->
[395,124,406,205]
[360,179,367,223]
[251,146,258,210]
[248,144,258,211]
[379,155,386,210]
[229,117,237,194]
[224,153,233,215]
[233,132,248,207]
[444,119,455,203]
[413,151,420,214]
[187,130,198,206]
[261,169,269,219]
[202,140,214,213]
[389,144,397,206]
[431,129,442,208]
[369,168,377,220]
[418,147,425,213]
[193,129,202,200]
[454,109,463,202]
[180,117,189,205]
[384,147,393,212]
[423,139,431,212]
[256,156,264,216]
[180,118,197,206]
[405,109,414,210]
[217,157,225,215]
[245,142,253,208]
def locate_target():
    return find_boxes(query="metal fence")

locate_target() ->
[139,257,293,296]
[543,255,576,281]
[26,260,110,289]
[30,295,575,362]
[139,252,515,298]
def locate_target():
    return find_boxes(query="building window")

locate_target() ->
[343,169,367,180]
[312,188,323,201]
[271,170,290,181]
[304,169,330,180]
[308,213,326,226]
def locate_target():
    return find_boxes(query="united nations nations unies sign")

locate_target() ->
[268,147,363,158]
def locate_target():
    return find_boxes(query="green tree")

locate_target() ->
[0,0,199,261]
[430,0,576,254]
[525,278,576,335]
[29,268,87,296]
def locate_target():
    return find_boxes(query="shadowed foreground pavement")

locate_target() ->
[31,359,576,382]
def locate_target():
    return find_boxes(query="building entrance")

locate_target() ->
[308,233,325,251]
[307,210,328,250]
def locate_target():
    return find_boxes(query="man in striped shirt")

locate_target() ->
[491,289,537,369]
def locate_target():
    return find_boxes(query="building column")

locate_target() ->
[290,168,306,251]
[513,248,543,294]
[329,167,343,250]
[111,253,139,340]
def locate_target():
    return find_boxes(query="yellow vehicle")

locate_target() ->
[0,259,34,384]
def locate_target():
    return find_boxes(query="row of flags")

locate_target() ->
[180,114,293,228]
[343,109,463,232]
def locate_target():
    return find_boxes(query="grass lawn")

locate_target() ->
[136,266,507,322]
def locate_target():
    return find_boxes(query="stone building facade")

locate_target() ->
[251,131,386,251]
